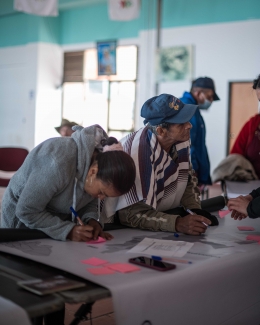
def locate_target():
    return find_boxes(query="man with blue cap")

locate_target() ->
[180,77,220,186]
[102,94,218,235]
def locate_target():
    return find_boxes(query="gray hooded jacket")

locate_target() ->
[1,125,108,241]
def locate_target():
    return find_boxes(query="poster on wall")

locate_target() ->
[156,45,193,82]
[14,0,58,16]
[108,0,140,21]
[97,40,117,76]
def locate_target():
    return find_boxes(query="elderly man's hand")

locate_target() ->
[175,215,211,235]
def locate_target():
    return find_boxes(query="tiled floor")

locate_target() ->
[64,183,223,325]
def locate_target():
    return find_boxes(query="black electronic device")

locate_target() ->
[129,256,176,272]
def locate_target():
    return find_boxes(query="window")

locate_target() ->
[62,45,138,140]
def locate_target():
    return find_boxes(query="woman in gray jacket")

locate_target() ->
[1,124,136,242]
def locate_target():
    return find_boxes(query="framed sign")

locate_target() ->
[156,45,193,81]
[97,40,117,76]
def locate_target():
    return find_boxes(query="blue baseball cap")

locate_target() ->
[141,94,198,126]
[192,77,220,101]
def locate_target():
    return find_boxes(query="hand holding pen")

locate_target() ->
[175,208,211,236]
[68,206,113,242]
[186,209,209,227]
[67,206,95,242]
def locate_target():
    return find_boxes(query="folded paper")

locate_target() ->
[87,267,115,275]
[246,235,260,242]
[237,226,255,231]
[87,237,106,244]
[81,257,108,266]
[218,210,231,218]
[106,263,140,273]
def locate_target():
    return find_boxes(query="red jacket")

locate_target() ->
[231,114,260,155]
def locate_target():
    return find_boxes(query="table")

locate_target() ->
[0,214,260,325]
[0,250,110,324]
[224,180,260,198]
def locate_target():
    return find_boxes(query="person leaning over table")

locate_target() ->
[227,187,260,220]
[102,94,219,236]
[1,124,136,242]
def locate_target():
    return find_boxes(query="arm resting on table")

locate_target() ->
[118,201,179,232]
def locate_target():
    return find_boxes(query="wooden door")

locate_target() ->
[228,82,258,153]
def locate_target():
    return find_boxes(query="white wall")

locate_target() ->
[1,19,259,168]
[35,43,63,146]
[0,44,37,150]
[0,43,63,150]
[138,20,260,172]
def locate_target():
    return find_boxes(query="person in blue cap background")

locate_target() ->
[102,93,219,235]
[180,77,220,186]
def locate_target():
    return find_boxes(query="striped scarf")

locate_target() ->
[102,126,190,219]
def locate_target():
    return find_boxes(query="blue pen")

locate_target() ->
[70,206,84,226]
[151,255,192,264]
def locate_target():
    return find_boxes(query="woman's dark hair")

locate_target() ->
[253,75,260,89]
[95,137,136,195]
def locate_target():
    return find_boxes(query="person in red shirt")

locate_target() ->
[231,75,260,178]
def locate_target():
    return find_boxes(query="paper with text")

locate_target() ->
[127,237,194,257]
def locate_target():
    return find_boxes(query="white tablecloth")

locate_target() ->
[0,215,260,325]
[225,180,260,198]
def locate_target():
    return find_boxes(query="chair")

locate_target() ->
[0,147,29,187]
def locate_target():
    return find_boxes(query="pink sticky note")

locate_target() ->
[237,226,255,231]
[106,263,140,273]
[87,236,106,244]
[87,267,115,275]
[218,210,231,218]
[246,235,260,242]
[81,257,108,266]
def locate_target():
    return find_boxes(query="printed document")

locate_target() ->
[128,237,194,257]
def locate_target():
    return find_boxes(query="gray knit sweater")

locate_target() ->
[1,125,107,241]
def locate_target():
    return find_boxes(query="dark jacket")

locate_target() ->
[248,187,260,218]
[180,91,211,185]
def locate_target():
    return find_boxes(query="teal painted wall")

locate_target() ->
[163,0,260,28]
[0,13,60,47]
[0,14,36,47]
[0,0,259,47]
[38,17,60,44]
[59,2,149,44]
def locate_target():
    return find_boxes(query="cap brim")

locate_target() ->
[55,123,78,133]
[164,104,198,124]
[213,92,220,101]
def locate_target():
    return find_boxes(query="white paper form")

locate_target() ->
[127,237,194,257]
